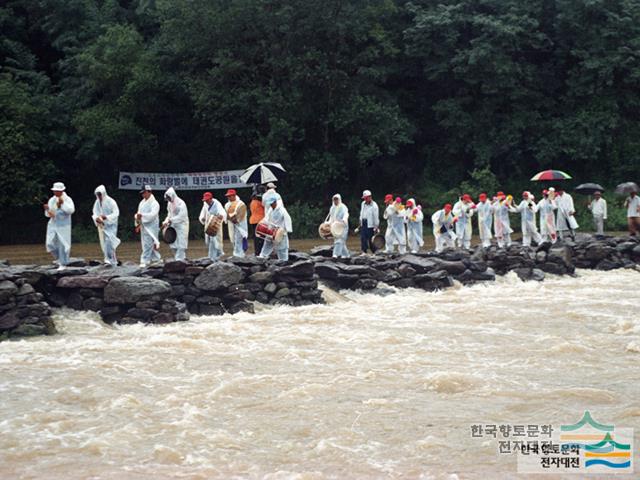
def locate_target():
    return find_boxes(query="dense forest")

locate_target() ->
[1,0,639,243]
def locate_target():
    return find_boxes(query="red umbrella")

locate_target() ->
[531,170,572,181]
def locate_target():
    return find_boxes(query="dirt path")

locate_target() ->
[0,231,623,265]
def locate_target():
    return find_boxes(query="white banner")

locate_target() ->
[118,171,247,191]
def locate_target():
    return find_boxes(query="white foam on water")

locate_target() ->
[0,268,638,479]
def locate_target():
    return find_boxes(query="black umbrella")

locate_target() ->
[615,182,639,195]
[575,183,604,195]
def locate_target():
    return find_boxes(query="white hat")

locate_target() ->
[548,187,555,192]
[266,182,277,189]
[51,182,66,192]
[362,189,372,198]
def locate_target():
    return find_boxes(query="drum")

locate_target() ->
[162,226,177,244]
[370,233,385,251]
[227,202,247,224]
[318,222,333,240]
[205,215,223,236]
[256,222,276,241]
[330,221,346,238]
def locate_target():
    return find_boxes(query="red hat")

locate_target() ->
[479,193,487,200]
[384,194,394,203]
[444,203,452,211]
[496,191,505,199]
[395,196,402,203]
[462,193,472,202]
[225,189,237,197]
[542,189,548,195]
[406,199,414,207]
[202,192,213,201]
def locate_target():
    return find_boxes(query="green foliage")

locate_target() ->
[1,0,640,242]
[286,202,325,239]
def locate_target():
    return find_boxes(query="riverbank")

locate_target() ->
[0,231,629,265]
[1,233,639,340]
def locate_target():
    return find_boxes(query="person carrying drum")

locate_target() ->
[162,187,189,261]
[328,193,350,258]
[258,191,292,261]
[224,189,248,258]
[199,192,226,260]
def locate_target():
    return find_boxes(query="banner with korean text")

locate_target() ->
[118,171,247,191]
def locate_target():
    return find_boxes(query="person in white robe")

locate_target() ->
[493,192,513,248]
[406,198,424,253]
[135,185,162,267]
[452,194,475,249]
[44,182,75,270]
[555,189,578,240]
[510,191,541,247]
[431,204,456,253]
[537,189,557,244]
[383,196,407,254]
[224,189,248,258]
[476,193,493,248]
[92,185,120,266]
[328,193,350,258]
[199,192,226,260]
[588,191,607,236]
[259,191,291,260]
[162,187,189,261]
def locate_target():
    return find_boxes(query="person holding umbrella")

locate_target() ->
[587,191,607,236]
[625,191,640,236]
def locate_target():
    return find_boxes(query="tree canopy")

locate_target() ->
[1,0,639,242]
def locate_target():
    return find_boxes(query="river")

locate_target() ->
[1,269,638,479]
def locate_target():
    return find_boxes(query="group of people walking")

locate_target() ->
[43,181,292,270]
[43,181,640,269]
[331,187,640,256]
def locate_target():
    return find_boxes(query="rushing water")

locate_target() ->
[1,269,639,479]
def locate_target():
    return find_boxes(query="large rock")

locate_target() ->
[272,260,315,279]
[399,255,438,273]
[104,277,172,304]
[0,280,18,304]
[194,262,244,291]
[437,260,467,275]
[309,246,333,257]
[315,263,340,280]
[548,246,572,267]
[56,276,110,289]
[0,311,21,330]
[584,243,612,262]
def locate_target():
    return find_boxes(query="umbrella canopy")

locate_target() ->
[615,182,639,195]
[531,169,572,181]
[575,183,604,195]
[240,162,286,185]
